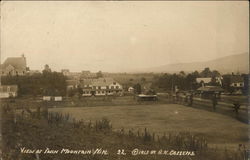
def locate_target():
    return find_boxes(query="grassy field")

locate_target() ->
[49,104,249,150]
[2,101,248,160]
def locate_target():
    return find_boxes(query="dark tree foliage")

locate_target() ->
[207,75,221,86]
[222,74,249,95]
[96,71,103,78]
[1,72,67,96]
[141,77,146,83]
[133,83,142,94]
[67,88,76,97]
[151,68,223,92]
[200,67,212,77]
[199,68,220,78]
[222,74,234,94]
[242,74,249,95]
[151,71,200,92]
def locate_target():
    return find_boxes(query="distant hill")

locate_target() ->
[138,53,249,74]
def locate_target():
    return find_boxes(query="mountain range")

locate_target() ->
[136,53,249,74]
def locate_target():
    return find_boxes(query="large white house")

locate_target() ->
[81,78,123,96]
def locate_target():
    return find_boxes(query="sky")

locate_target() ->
[0,1,249,72]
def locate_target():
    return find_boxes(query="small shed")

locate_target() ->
[137,94,157,101]
[54,96,63,101]
[43,96,51,101]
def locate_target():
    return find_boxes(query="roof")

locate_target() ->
[1,56,26,70]
[230,76,244,83]
[197,86,224,92]
[66,80,79,86]
[92,78,115,86]
[0,85,18,92]
[138,94,157,98]
[80,78,120,87]
[196,78,212,84]
[81,79,93,86]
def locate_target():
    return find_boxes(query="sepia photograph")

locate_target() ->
[0,1,249,160]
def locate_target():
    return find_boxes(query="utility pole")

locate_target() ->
[171,77,174,94]
[0,8,1,86]
[0,40,1,86]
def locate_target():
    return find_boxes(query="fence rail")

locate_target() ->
[161,94,249,124]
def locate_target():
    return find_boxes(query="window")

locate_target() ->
[111,86,114,89]
[116,86,119,89]
[106,86,109,89]
[98,86,101,89]
[7,87,10,92]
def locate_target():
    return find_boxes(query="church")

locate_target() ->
[0,54,28,76]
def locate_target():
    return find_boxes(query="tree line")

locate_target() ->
[151,68,219,91]
[1,70,67,96]
[150,67,248,95]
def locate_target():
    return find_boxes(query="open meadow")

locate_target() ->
[49,104,249,150]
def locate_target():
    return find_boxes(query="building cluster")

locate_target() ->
[0,55,124,98]
[66,77,123,97]
[0,55,247,99]
[196,75,245,98]
[63,68,124,97]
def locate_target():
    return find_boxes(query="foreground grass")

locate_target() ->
[1,104,248,160]
[50,104,248,150]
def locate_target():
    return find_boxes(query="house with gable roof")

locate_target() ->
[80,77,123,96]
[230,75,244,88]
[0,55,28,76]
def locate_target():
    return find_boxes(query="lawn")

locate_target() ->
[49,104,249,150]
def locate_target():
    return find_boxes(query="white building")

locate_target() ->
[81,78,123,96]
[0,85,18,98]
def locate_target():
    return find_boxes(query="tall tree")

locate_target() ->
[96,71,103,78]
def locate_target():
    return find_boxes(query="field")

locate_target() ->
[2,100,248,160]
[49,104,249,150]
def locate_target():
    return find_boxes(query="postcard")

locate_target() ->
[0,1,249,160]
